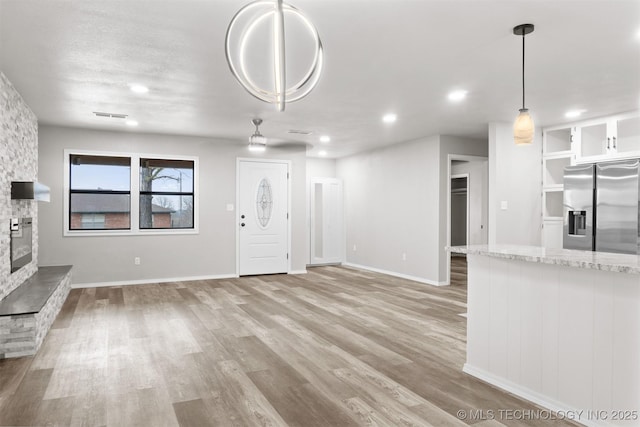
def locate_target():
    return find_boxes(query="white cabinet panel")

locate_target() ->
[615,115,640,154]
[579,120,609,158]
[557,267,594,410]
[519,261,544,392]
[542,219,563,249]
[465,255,640,425]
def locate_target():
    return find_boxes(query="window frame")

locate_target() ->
[63,149,199,236]
[139,158,195,230]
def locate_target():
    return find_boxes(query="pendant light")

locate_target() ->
[248,118,267,152]
[513,23,535,145]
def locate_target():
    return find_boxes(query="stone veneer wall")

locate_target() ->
[0,268,71,358]
[0,72,39,301]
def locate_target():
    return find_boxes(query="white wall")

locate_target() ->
[338,136,440,283]
[337,135,487,285]
[306,158,336,180]
[488,122,542,245]
[38,125,308,285]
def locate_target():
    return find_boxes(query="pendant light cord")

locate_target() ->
[522,32,526,110]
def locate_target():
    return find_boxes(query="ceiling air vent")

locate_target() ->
[93,112,128,119]
[287,129,313,135]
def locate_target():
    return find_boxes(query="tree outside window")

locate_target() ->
[140,158,194,229]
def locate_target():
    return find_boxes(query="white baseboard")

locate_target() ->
[288,270,308,275]
[73,273,238,289]
[463,364,613,427]
[342,262,447,286]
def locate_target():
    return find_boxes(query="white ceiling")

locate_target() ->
[1,0,639,158]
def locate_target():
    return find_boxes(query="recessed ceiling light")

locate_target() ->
[382,113,397,124]
[565,110,586,118]
[129,84,149,94]
[319,150,327,156]
[320,135,331,143]
[448,90,468,101]
[125,120,138,126]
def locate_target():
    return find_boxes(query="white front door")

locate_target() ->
[238,160,289,276]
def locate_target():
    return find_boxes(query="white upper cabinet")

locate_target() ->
[577,120,609,158]
[614,114,640,154]
[543,126,573,156]
[542,125,574,221]
[574,112,640,163]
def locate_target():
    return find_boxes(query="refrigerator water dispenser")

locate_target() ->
[568,210,587,235]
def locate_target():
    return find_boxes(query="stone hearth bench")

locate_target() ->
[0,265,72,358]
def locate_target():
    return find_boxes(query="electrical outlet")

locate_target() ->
[353,244,357,251]
[134,257,141,265]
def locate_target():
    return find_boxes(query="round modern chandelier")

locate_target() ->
[225,0,323,112]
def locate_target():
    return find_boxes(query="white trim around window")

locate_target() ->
[63,149,199,237]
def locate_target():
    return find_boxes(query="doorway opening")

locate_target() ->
[446,155,488,286]
[450,175,468,287]
[450,175,468,247]
[309,178,344,266]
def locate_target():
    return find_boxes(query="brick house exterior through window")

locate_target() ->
[66,152,196,233]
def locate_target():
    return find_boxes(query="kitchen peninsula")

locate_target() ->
[449,245,640,427]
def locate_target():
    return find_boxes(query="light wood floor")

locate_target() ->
[0,261,577,427]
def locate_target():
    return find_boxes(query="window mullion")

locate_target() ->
[131,154,141,233]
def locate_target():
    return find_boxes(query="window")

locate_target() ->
[81,214,106,229]
[65,151,198,235]
[69,154,131,230]
[140,158,194,229]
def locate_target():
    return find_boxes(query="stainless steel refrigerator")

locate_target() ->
[563,159,640,254]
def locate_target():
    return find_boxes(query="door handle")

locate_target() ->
[612,136,617,150]
[607,137,611,150]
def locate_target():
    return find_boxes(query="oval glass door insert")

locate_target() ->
[256,178,273,228]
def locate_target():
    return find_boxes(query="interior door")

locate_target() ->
[309,178,343,265]
[238,160,289,276]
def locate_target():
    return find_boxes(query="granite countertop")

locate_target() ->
[448,244,640,274]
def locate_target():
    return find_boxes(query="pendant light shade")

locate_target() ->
[513,23,535,145]
[514,108,534,145]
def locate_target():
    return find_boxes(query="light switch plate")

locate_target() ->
[226,204,234,211]
[500,201,508,210]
